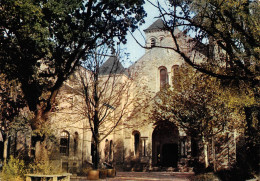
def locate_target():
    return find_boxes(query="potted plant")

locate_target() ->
[87,169,100,180]
[99,168,108,179]
[107,168,116,177]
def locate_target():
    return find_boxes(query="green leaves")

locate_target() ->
[162,0,259,85]
[151,65,242,139]
[0,0,146,115]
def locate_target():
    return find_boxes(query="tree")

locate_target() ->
[149,0,259,85]
[147,0,259,172]
[0,0,146,159]
[151,65,244,169]
[61,46,150,169]
[0,74,26,163]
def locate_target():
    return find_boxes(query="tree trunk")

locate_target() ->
[202,135,209,168]
[3,133,9,164]
[30,89,59,162]
[35,139,49,163]
[93,140,100,169]
[212,136,216,172]
[31,106,49,162]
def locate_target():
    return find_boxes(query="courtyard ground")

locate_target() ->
[71,172,194,181]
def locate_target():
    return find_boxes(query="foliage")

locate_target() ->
[27,160,62,175]
[151,65,240,138]
[0,0,146,162]
[152,0,259,132]
[2,156,25,181]
[60,45,150,169]
[0,0,146,131]
[154,0,259,86]
[151,64,251,169]
[0,74,26,135]
[216,168,258,181]
[2,156,63,181]
[149,1,259,170]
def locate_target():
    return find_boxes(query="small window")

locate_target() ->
[159,67,168,89]
[180,137,187,157]
[133,131,140,156]
[172,65,180,86]
[142,138,148,156]
[73,132,79,155]
[191,138,198,157]
[151,38,156,48]
[173,65,180,75]
[159,37,164,42]
[109,140,113,162]
[60,131,70,156]
[104,139,109,162]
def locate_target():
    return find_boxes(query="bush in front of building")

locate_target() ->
[2,156,26,181]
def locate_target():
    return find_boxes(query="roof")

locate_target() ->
[144,19,165,32]
[99,56,126,75]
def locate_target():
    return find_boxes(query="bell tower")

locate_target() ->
[143,19,170,50]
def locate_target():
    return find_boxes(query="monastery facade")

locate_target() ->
[44,19,237,173]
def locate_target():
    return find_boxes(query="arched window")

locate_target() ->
[109,140,113,162]
[151,38,156,48]
[60,131,70,156]
[104,139,109,162]
[172,65,180,86]
[133,131,140,156]
[159,36,164,43]
[73,132,79,155]
[159,66,168,88]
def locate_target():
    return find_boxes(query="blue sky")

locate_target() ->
[122,1,162,67]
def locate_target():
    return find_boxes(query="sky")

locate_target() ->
[122,1,163,67]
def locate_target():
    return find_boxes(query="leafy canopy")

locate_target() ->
[151,65,248,139]
[0,0,146,115]
[155,0,259,86]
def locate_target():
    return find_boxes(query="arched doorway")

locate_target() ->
[152,121,179,167]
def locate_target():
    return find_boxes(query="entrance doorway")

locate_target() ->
[162,144,178,167]
[152,121,179,167]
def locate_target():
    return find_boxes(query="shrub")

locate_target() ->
[2,156,26,181]
[27,160,62,175]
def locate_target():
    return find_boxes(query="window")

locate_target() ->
[159,37,164,42]
[142,137,148,156]
[159,67,168,88]
[191,138,198,157]
[172,65,180,86]
[104,139,109,162]
[180,137,187,157]
[60,131,70,156]
[73,132,79,155]
[133,131,140,156]
[159,36,164,45]
[109,140,113,162]
[151,38,156,47]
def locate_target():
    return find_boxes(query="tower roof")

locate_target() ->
[99,56,126,75]
[144,19,165,32]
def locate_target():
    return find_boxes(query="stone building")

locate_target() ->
[44,19,237,173]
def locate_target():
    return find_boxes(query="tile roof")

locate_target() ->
[144,19,165,32]
[99,56,126,75]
